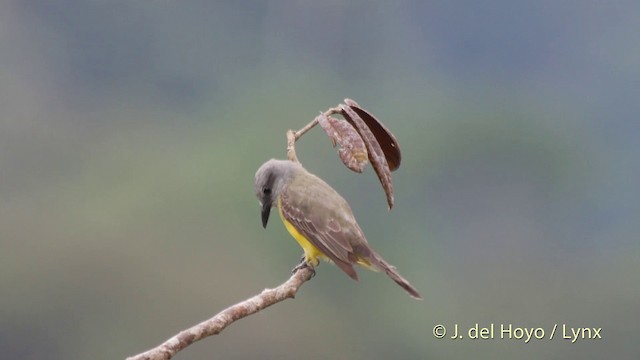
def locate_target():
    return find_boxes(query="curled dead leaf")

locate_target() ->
[316,113,368,173]
[343,98,401,171]
[340,104,395,209]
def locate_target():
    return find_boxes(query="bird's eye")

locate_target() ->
[263,188,271,195]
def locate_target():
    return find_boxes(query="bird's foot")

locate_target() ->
[292,256,316,278]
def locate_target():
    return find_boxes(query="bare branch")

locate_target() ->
[126,267,315,360]
[286,129,299,163]
[286,106,342,163]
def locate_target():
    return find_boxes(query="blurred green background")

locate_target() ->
[1,1,638,359]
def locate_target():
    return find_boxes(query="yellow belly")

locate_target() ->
[277,197,328,267]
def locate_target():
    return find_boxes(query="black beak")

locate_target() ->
[261,198,272,228]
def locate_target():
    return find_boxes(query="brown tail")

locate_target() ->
[367,251,423,300]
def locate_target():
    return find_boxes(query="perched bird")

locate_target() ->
[254,159,422,300]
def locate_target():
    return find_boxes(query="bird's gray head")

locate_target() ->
[254,159,301,228]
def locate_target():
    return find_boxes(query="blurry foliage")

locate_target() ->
[0,2,638,360]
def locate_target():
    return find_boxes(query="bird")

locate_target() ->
[254,159,422,300]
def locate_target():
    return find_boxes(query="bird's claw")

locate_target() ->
[292,257,316,278]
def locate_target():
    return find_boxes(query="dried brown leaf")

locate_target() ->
[344,98,401,171]
[316,113,368,173]
[340,104,395,209]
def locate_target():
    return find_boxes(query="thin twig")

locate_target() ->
[287,106,342,162]
[126,267,314,360]
[286,129,299,163]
